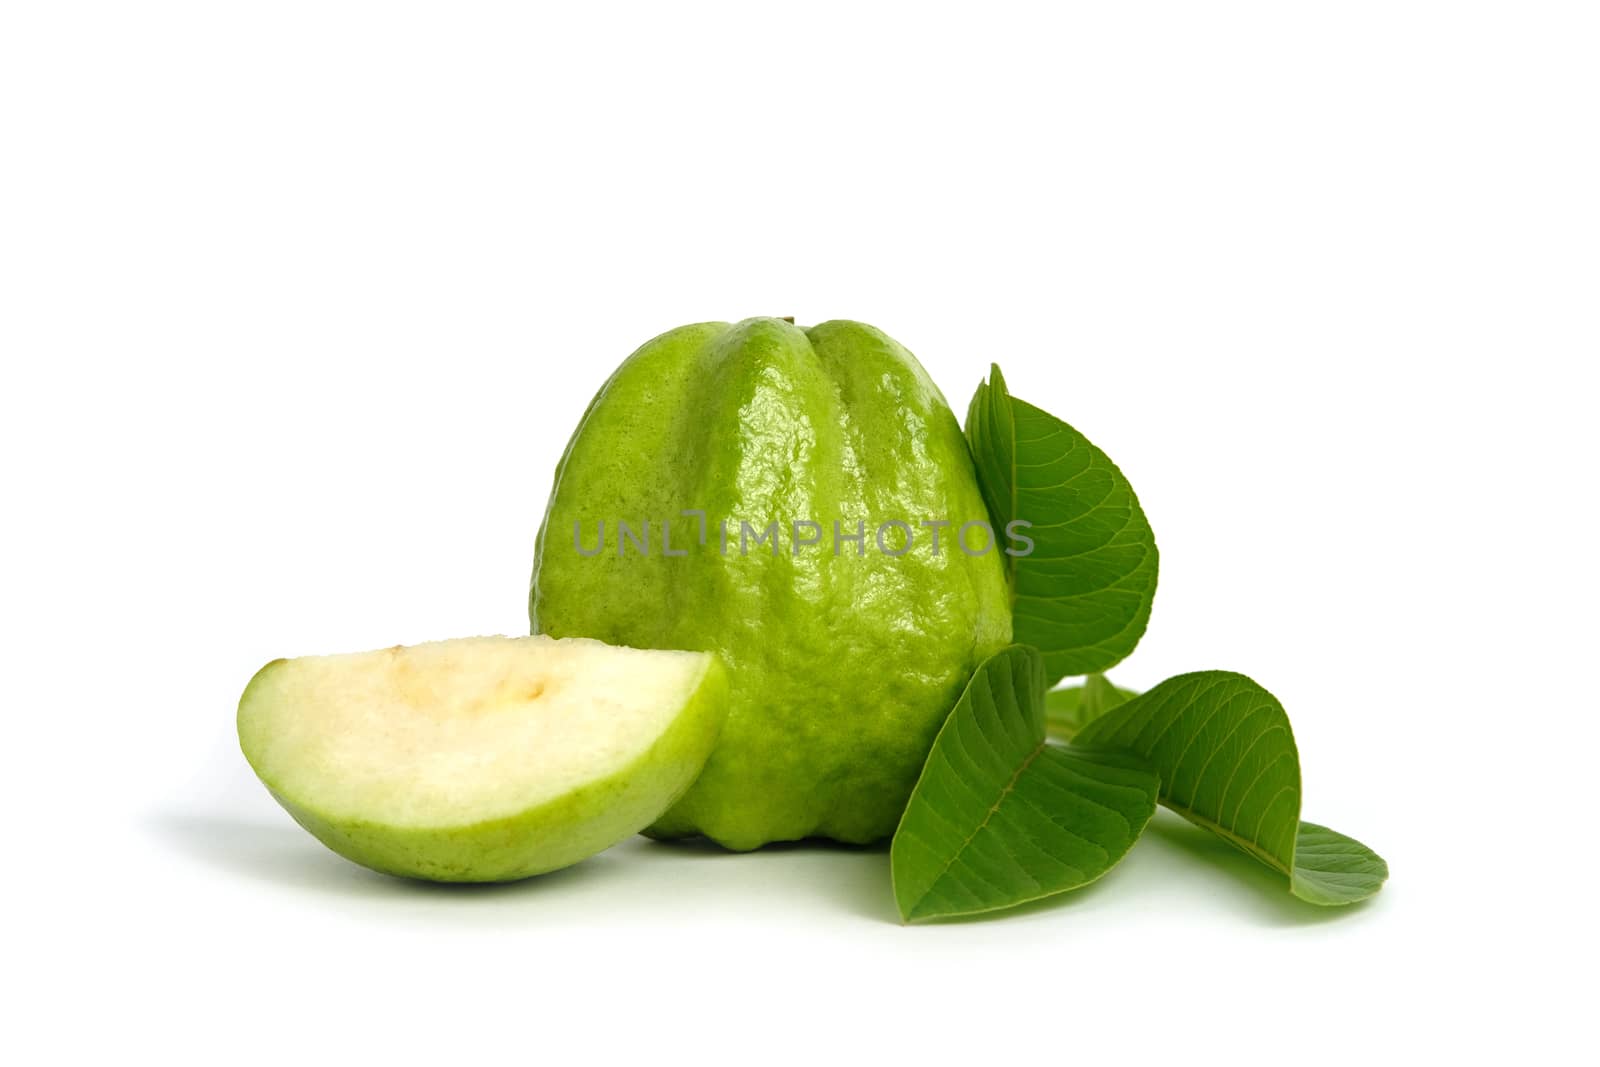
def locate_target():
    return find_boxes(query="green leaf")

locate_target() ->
[891,646,1159,922]
[1044,674,1139,740]
[1290,822,1391,905]
[1073,671,1388,906]
[965,365,1159,686]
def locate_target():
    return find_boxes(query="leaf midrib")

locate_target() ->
[1162,800,1293,877]
[913,738,1046,916]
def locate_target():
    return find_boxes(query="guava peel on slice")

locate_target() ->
[237,635,728,882]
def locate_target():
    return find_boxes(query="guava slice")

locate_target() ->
[237,635,727,882]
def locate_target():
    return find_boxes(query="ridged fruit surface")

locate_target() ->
[531,318,1010,849]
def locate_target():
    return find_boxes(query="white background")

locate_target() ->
[4,2,1595,1063]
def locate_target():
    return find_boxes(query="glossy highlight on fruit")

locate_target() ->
[531,318,1011,849]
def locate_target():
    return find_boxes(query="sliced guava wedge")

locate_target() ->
[237,635,727,882]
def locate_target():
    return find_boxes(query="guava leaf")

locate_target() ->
[1289,822,1391,905]
[965,366,1159,686]
[1072,671,1388,906]
[891,646,1159,922]
[1044,674,1139,739]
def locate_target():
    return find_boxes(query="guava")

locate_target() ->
[530,318,1011,849]
[237,635,727,882]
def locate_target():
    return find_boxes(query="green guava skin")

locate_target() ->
[530,318,1011,850]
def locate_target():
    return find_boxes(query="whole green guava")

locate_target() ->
[530,318,1011,849]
